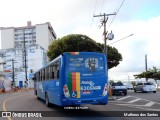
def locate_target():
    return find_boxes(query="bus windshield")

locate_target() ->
[66,54,105,75]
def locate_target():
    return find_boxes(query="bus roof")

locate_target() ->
[34,52,105,74]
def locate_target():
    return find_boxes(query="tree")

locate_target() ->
[131,81,136,87]
[47,34,122,69]
[117,81,122,83]
[134,66,160,84]
[109,80,114,85]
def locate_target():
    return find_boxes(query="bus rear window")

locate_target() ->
[66,55,105,74]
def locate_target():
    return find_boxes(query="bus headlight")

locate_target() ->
[63,84,70,97]
[102,83,108,96]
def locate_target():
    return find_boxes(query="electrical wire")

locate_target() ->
[90,0,98,30]
[100,0,106,13]
[109,34,133,45]
[108,0,126,29]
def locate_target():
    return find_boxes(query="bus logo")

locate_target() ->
[72,91,77,97]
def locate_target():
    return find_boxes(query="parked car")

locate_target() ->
[111,82,127,95]
[134,82,156,93]
[124,83,133,90]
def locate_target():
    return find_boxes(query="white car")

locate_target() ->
[111,82,127,95]
[124,83,133,90]
[134,82,156,93]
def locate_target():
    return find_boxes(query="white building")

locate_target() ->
[0,57,5,88]
[0,21,56,51]
[0,57,5,79]
[0,21,57,88]
[0,45,47,88]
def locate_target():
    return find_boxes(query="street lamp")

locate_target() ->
[105,30,114,54]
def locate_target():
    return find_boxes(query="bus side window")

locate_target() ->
[52,72,54,79]
[41,71,43,81]
[49,65,53,79]
[57,64,59,79]
[49,66,51,80]
[39,72,41,81]
[52,65,55,79]
[55,61,60,80]
[49,60,60,80]
[37,72,40,81]
[54,71,57,79]
[42,69,46,80]
[47,67,49,80]
[45,68,47,80]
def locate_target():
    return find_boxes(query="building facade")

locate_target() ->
[0,21,57,88]
[0,21,56,51]
[0,45,47,88]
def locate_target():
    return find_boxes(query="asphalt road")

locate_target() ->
[110,89,160,111]
[0,90,160,120]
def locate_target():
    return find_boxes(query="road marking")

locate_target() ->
[144,101,155,107]
[2,93,30,120]
[117,95,131,101]
[112,103,160,111]
[127,98,141,103]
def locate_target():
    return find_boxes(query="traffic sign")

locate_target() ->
[28,73,34,79]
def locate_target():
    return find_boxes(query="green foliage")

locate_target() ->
[47,34,122,69]
[117,81,122,83]
[131,81,136,87]
[109,80,114,85]
[134,66,160,82]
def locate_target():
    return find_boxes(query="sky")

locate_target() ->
[0,0,160,82]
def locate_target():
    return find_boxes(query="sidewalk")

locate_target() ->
[0,88,34,95]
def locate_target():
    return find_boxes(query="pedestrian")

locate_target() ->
[2,85,5,94]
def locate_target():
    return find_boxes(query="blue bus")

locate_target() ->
[34,52,108,107]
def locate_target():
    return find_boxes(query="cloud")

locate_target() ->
[108,16,160,80]
[0,0,160,82]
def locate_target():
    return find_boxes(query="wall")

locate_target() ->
[36,24,49,51]
[1,28,14,49]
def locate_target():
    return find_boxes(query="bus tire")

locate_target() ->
[45,93,50,107]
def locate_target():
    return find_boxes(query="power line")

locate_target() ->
[109,34,133,45]
[100,0,106,13]
[108,0,126,29]
[90,0,98,30]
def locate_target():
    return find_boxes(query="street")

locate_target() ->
[0,90,160,120]
[110,90,160,111]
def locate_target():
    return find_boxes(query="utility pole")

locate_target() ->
[93,13,116,54]
[23,29,28,83]
[12,58,15,87]
[145,54,148,81]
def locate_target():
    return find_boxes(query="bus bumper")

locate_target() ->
[61,96,108,106]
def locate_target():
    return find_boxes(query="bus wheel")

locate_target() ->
[45,93,50,107]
